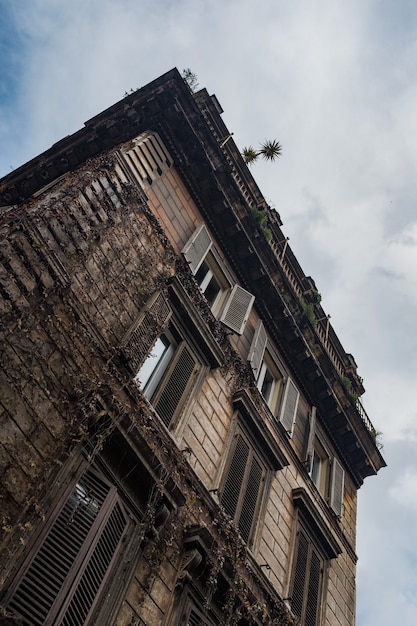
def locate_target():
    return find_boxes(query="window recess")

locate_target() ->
[218,393,288,545]
[6,465,136,626]
[121,290,203,430]
[121,290,172,375]
[182,224,254,334]
[290,490,342,626]
[304,409,345,518]
[219,429,268,545]
[135,324,200,429]
[290,525,325,626]
[248,320,299,434]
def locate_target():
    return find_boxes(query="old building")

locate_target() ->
[0,69,385,626]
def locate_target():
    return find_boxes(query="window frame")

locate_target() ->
[5,462,138,626]
[248,320,299,434]
[305,409,345,518]
[135,320,202,429]
[182,224,254,334]
[256,349,284,414]
[310,437,331,498]
[219,425,271,546]
[289,521,326,626]
[194,250,231,316]
[135,327,178,398]
[121,285,206,428]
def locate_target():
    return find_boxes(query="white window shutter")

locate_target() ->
[220,285,255,334]
[248,320,268,378]
[304,406,317,469]
[279,377,299,434]
[182,223,212,274]
[330,458,344,517]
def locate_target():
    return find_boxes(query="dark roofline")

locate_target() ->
[0,68,186,207]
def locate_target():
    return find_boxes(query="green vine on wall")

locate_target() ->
[249,205,273,242]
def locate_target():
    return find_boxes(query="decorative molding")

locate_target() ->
[292,488,342,559]
[232,389,289,471]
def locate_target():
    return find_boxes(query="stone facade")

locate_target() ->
[0,69,384,626]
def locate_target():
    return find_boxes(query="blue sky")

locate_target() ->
[1,1,417,625]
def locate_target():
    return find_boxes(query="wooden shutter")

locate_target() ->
[188,610,203,626]
[304,406,317,469]
[279,377,299,434]
[153,342,198,427]
[122,291,171,374]
[187,607,214,626]
[59,501,128,625]
[248,320,267,378]
[291,529,309,619]
[220,433,265,544]
[305,548,322,626]
[238,455,264,543]
[220,285,254,334]
[220,434,249,520]
[182,224,212,274]
[329,458,344,517]
[291,528,323,626]
[8,468,129,626]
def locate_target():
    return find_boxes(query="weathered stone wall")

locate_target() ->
[0,153,176,583]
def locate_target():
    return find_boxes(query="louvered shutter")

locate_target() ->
[291,529,309,619]
[122,291,171,374]
[304,407,317,469]
[220,434,265,544]
[182,224,213,274]
[8,469,129,626]
[279,378,299,434]
[220,434,249,520]
[153,342,198,427]
[59,501,128,625]
[291,529,323,626]
[220,285,254,334]
[329,458,344,517]
[187,607,215,626]
[305,548,322,626]
[238,456,264,543]
[188,610,202,626]
[248,320,268,378]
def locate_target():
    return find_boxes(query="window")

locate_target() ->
[135,327,178,399]
[256,350,283,414]
[182,224,254,334]
[122,290,207,430]
[248,320,299,433]
[121,290,172,375]
[220,429,268,544]
[135,324,200,428]
[6,466,135,626]
[305,409,345,517]
[194,251,230,315]
[310,438,330,497]
[290,524,325,626]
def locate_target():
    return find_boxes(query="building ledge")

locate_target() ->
[292,488,343,559]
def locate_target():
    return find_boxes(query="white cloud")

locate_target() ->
[389,469,417,510]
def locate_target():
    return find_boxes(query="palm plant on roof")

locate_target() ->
[242,140,282,165]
